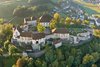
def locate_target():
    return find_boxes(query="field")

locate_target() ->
[74,0,100,17]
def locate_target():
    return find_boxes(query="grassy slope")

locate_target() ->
[0,0,28,25]
[0,0,57,25]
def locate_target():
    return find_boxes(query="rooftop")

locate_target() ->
[39,14,53,22]
[20,32,45,40]
[52,28,68,34]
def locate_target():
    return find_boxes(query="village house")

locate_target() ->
[12,23,93,51]
[52,28,70,40]
[88,15,100,26]
[69,31,91,44]
[24,17,37,26]
[89,19,95,26]
[52,39,62,48]
[12,28,46,50]
[77,31,91,40]
[39,14,53,27]
[95,18,100,26]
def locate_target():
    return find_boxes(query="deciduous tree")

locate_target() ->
[37,23,45,33]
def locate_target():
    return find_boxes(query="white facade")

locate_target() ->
[70,35,79,44]
[31,38,45,50]
[18,37,32,43]
[24,18,37,26]
[26,20,37,26]
[53,33,70,40]
[95,19,100,26]
[40,22,50,27]
[54,42,62,48]
[22,25,29,32]
[32,38,45,45]
[13,28,20,39]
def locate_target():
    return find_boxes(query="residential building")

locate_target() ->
[24,17,37,26]
[52,28,70,40]
[39,14,53,27]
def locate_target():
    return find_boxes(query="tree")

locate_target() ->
[83,20,89,25]
[8,45,18,55]
[27,58,34,67]
[0,48,3,55]
[16,58,24,67]
[0,18,4,24]
[65,17,71,25]
[70,48,77,57]
[92,64,97,67]
[82,54,94,64]
[4,40,10,51]
[91,52,100,63]
[54,13,60,22]
[56,49,64,61]
[50,19,57,29]
[51,60,59,67]
[13,6,34,18]
[67,56,74,67]
[12,64,16,67]
[45,45,56,63]
[93,29,100,38]
[35,59,42,67]
[41,61,47,67]
[37,23,45,33]
[0,23,13,41]
[76,19,81,24]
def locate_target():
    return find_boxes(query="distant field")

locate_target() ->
[0,0,28,25]
[74,0,100,13]
[74,0,100,17]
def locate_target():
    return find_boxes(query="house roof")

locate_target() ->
[20,32,45,40]
[20,32,33,37]
[32,33,45,40]
[52,28,68,34]
[39,14,53,22]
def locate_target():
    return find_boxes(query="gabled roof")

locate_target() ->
[20,32,33,37]
[32,33,45,40]
[20,32,45,40]
[52,28,68,34]
[39,14,53,22]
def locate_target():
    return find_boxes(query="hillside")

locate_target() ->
[0,0,57,25]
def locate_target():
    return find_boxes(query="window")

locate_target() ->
[36,41,39,44]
